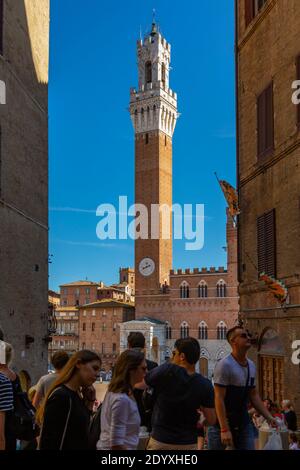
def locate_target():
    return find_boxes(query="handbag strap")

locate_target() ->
[38,387,72,450]
[59,395,72,450]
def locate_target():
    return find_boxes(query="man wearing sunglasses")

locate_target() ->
[208,326,277,450]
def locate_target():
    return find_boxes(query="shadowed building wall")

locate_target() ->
[0,0,49,384]
[236,0,300,417]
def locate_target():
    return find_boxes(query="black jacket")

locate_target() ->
[39,385,91,450]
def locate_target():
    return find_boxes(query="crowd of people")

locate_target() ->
[0,325,299,451]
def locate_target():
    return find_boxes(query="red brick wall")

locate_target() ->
[60,285,98,307]
[79,305,135,370]
[135,131,173,295]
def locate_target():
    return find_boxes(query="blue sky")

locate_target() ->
[49,0,236,291]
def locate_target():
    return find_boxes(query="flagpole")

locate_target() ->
[214,171,220,184]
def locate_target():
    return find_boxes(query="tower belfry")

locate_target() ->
[129,23,178,304]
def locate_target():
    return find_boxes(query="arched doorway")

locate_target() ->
[258,328,284,404]
[199,348,209,378]
[151,337,159,362]
[199,357,208,377]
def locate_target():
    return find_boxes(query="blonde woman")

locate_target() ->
[97,349,147,450]
[38,350,101,450]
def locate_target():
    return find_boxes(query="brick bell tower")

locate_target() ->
[129,22,178,301]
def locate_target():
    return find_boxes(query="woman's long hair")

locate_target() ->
[36,350,101,424]
[108,349,144,395]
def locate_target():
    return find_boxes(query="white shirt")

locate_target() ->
[97,392,140,450]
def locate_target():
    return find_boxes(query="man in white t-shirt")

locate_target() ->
[208,326,277,450]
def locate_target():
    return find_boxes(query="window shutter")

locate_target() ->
[257,90,266,157]
[264,209,276,277]
[245,0,255,27]
[265,83,274,152]
[258,83,274,158]
[257,214,266,274]
[257,209,276,277]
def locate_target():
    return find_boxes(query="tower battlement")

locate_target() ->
[170,267,227,276]
[130,83,177,100]
[130,24,178,138]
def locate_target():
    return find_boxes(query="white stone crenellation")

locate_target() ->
[129,26,178,137]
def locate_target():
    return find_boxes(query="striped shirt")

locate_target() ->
[0,372,14,412]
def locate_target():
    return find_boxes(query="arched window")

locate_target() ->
[180,321,189,339]
[165,322,172,340]
[217,321,227,340]
[198,281,208,298]
[141,108,144,125]
[198,321,208,340]
[161,62,166,87]
[180,281,189,298]
[217,280,227,298]
[145,61,152,83]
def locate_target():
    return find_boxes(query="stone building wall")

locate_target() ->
[236,0,300,415]
[0,0,49,384]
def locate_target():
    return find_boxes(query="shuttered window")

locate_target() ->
[257,83,274,159]
[257,209,276,277]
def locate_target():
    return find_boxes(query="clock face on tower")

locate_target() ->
[139,258,155,277]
